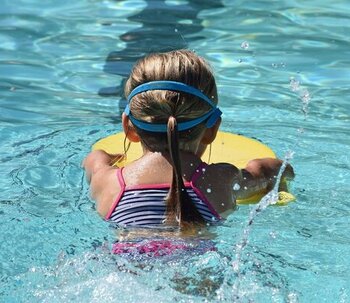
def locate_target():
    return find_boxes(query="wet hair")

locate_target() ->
[124,50,218,227]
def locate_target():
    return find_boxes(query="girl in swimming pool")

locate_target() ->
[83,49,294,230]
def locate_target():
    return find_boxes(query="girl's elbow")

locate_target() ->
[84,150,109,170]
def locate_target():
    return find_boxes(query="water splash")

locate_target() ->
[233,183,241,191]
[222,73,312,301]
[289,77,311,118]
[240,41,249,50]
[300,89,311,116]
[272,62,286,69]
[339,287,348,303]
[238,41,250,64]
[230,151,294,301]
[289,77,300,92]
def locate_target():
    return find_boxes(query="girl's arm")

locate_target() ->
[82,150,124,183]
[83,150,113,183]
[82,150,125,216]
[235,158,294,199]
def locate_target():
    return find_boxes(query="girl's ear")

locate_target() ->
[122,113,140,142]
[201,118,221,145]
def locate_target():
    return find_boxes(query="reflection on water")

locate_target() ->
[0,0,350,302]
[99,0,224,99]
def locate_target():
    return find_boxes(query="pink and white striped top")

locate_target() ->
[105,162,221,227]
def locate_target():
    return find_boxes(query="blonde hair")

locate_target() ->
[124,50,218,227]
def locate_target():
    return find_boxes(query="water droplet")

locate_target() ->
[232,260,239,272]
[202,168,206,172]
[238,58,243,63]
[290,77,300,92]
[190,163,193,166]
[269,231,277,239]
[285,150,295,161]
[174,28,178,32]
[244,186,248,190]
[233,183,241,191]
[287,292,299,303]
[240,41,249,50]
[207,188,212,193]
[221,203,225,206]
[301,89,311,103]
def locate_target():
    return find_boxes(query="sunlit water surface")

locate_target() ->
[1,0,349,302]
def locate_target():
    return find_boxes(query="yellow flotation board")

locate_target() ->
[93,131,295,205]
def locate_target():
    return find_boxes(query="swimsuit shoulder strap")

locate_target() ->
[190,162,208,184]
[105,168,126,220]
[189,162,222,220]
[116,167,126,188]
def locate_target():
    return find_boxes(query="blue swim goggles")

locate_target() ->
[124,81,222,132]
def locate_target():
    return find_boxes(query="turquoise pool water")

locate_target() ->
[1,0,349,302]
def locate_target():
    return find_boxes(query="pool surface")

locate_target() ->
[1,0,349,302]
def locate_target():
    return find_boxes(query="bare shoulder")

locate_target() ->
[89,165,120,217]
[206,162,240,180]
[83,150,112,174]
[83,150,120,217]
[193,162,240,215]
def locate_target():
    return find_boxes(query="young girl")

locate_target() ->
[84,50,294,233]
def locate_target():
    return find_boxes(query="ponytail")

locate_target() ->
[165,116,205,228]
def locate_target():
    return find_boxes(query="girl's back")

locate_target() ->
[86,150,238,227]
[84,49,294,232]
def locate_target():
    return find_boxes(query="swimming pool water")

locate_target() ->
[1,0,349,302]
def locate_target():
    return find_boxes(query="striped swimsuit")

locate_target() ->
[105,162,221,227]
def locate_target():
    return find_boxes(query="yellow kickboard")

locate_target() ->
[93,131,295,205]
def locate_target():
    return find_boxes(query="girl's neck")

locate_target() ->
[121,149,204,187]
[141,149,202,165]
